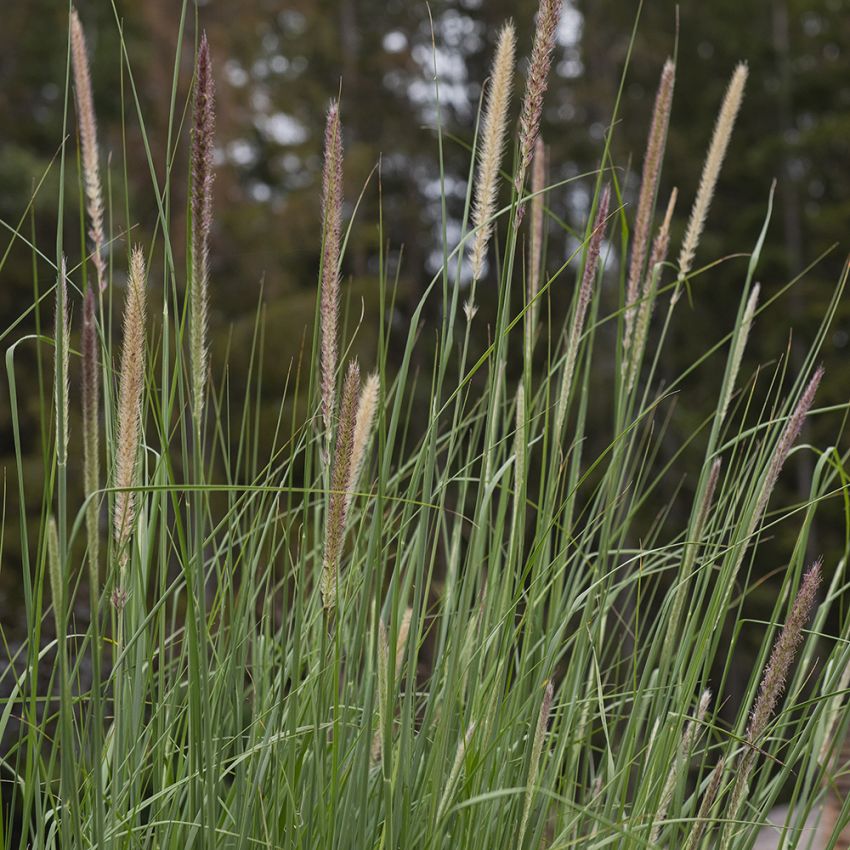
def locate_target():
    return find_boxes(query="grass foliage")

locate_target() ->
[1,2,850,848]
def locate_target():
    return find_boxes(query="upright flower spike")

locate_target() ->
[553,185,610,441]
[753,367,823,525]
[518,680,554,846]
[320,102,343,441]
[70,9,107,292]
[54,258,70,466]
[623,59,675,351]
[626,187,677,391]
[526,136,546,351]
[718,282,760,427]
[676,63,748,293]
[469,23,515,282]
[650,690,712,844]
[346,372,380,512]
[683,757,725,850]
[191,32,215,429]
[113,247,147,602]
[321,359,359,614]
[515,0,563,209]
[721,561,822,850]
[82,287,100,589]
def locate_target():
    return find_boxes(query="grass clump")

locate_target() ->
[1,2,850,849]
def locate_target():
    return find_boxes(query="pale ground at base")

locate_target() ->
[754,805,832,850]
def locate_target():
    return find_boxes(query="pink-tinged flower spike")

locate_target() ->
[82,287,101,590]
[70,9,107,292]
[526,136,546,360]
[320,102,344,444]
[54,258,70,466]
[752,366,823,526]
[515,0,563,222]
[553,185,610,442]
[190,32,215,428]
[626,187,677,392]
[623,59,675,352]
[321,359,359,614]
[721,560,822,850]
[682,757,725,850]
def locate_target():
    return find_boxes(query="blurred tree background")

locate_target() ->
[0,0,847,700]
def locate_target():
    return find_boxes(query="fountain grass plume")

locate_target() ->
[526,136,546,354]
[518,679,554,846]
[553,184,610,442]
[753,366,823,525]
[70,9,106,293]
[624,59,675,352]
[113,247,147,599]
[676,63,748,294]
[320,102,343,441]
[683,757,725,850]
[650,689,711,844]
[515,0,562,216]
[190,32,215,428]
[718,283,760,428]
[372,607,413,763]
[470,23,515,283]
[626,187,677,391]
[346,372,380,512]
[82,287,100,589]
[321,359,360,613]
[54,258,70,467]
[721,560,821,850]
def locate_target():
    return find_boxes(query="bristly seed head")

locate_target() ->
[70,9,107,293]
[321,359,359,614]
[346,372,380,512]
[54,258,70,466]
[113,246,147,587]
[320,102,344,442]
[624,59,675,352]
[676,63,748,292]
[190,31,216,428]
[470,23,515,282]
[515,0,563,214]
[82,286,101,589]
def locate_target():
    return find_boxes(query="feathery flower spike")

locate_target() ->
[346,372,380,512]
[515,0,563,217]
[470,23,515,282]
[320,102,344,441]
[526,136,546,352]
[82,287,100,588]
[113,247,147,599]
[718,283,760,427]
[650,690,711,844]
[321,359,359,613]
[54,258,70,466]
[676,63,747,295]
[553,184,610,440]
[624,59,675,351]
[721,560,821,850]
[518,680,554,845]
[753,366,823,525]
[70,9,107,292]
[190,32,215,428]
[626,187,677,391]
